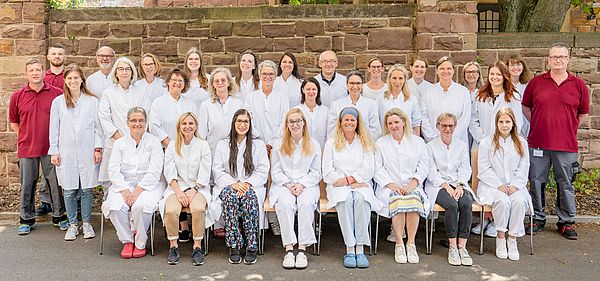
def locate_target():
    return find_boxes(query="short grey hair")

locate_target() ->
[257,60,278,77]
[127,106,147,121]
[110,57,138,85]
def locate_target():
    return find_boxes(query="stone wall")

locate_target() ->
[568,4,600,32]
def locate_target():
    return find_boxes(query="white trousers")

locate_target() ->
[336,191,371,247]
[490,189,529,237]
[275,189,317,246]
[108,203,153,249]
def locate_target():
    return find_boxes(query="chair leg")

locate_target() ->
[479,210,484,255]
[317,211,322,256]
[151,212,156,256]
[204,227,209,256]
[99,216,104,255]
[530,215,534,255]
[368,218,373,256]
[429,214,435,255]
[425,214,430,255]
[374,214,379,255]
[313,211,318,256]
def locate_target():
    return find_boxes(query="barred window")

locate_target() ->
[478,4,500,34]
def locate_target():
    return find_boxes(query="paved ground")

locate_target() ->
[1,216,598,281]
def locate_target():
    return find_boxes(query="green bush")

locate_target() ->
[289,0,339,5]
[49,0,87,9]
[546,168,600,195]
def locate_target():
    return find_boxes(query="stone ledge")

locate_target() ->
[478,33,575,49]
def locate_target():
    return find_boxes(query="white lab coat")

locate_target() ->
[183,79,210,113]
[476,135,531,206]
[237,77,256,102]
[136,77,167,112]
[102,132,165,217]
[198,96,244,152]
[322,138,383,213]
[469,91,523,146]
[314,72,347,107]
[211,137,270,229]
[362,83,388,100]
[406,78,433,110]
[514,82,530,137]
[86,71,113,98]
[48,94,102,190]
[294,103,329,149]
[148,94,197,144]
[269,137,322,208]
[373,134,430,218]
[159,137,214,226]
[244,89,290,146]
[328,95,381,140]
[376,92,422,129]
[274,75,303,108]
[424,137,475,210]
[421,82,471,143]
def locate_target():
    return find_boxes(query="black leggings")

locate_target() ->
[436,188,473,239]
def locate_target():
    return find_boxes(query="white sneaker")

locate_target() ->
[507,238,520,261]
[295,251,308,269]
[82,222,95,239]
[394,244,407,264]
[448,246,461,266]
[496,238,508,259]
[282,251,295,269]
[471,223,482,235]
[458,247,473,266]
[406,243,419,264]
[64,224,78,241]
[270,221,281,236]
[484,222,497,237]
[387,231,397,243]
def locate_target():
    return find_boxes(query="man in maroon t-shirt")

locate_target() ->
[522,43,589,240]
[9,58,66,235]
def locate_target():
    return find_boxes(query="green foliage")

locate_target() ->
[571,0,599,19]
[546,168,600,195]
[289,0,339,5]
[49,0,87,9]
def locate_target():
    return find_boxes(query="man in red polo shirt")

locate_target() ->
[522,42,589,240]
[33,44,67,217]
[9,58,67,235]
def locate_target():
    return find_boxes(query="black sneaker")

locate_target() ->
[178,230,190,243]
[167,247,180,265]
[228,248,241,264]
[244,249,258,265]
[525,220,545,235]
[559,224,578,240]
[35,203,52,216]
[192,247,205,266]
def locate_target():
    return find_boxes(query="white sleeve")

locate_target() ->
[195,141,212,188]
[48,99,60,155]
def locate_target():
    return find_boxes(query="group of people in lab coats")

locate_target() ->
[39,45,535,269]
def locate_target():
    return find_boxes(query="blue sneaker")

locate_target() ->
[356,253,369,268]
[56,220,70,231]
[17,224,31,235]
[343,253,357,268]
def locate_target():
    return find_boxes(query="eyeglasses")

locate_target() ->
[508,63,523,68]
[320,59,337,65]
[235,119,250,124]
[97,54,114,59]
[260,73,275,77]
[549,56,569,61]
[116,67,132,72]
[370,65,383,69]
[439,124,455,129]
[287,119,304,125]
[348,82,363,85]
[170,79,184,84]
[142,63,155,67]
[213,78,228,85]
[128,119,146,124]
[465,70,479,74]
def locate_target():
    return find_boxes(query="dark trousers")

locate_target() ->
[436,188,473,239]
[18,156,65,225]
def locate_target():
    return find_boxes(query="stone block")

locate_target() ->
[111,23,145,38]
[461,33,477,50]
[89,23,110,38]
[332,37,343,52]
[344,34,367,52]
[211,54,237,66]
[418,0,438,12]
[568,58,598,73]
[142,37,166,44]
[262,24,295,38]
[2,25,33,39]
[1,77,27,91]
[593,88,600,104]
[451,14,477,33]
[0,4,19,24]
[66,24,88,37]
[416,34,432,50]
[178,39,199,55]
[416,12,451,33]
[142,39,179,57]
[360,19,388,28]
[368,28,413,50]
[433,36,463,51]
[147,23,171,37]
[0,39,13,55]
[234,21,261,37]
[337,55,354,69]
[49,23,65,37]
[273,38,304,53]
[305,37,331,53]
[0,132,16,152]
[77,39,99,56]
[33,24,45,40]
[224,38,272,53]
[0,108,6,132]
[49,38,76,54]
[417,50,451,65]
[578,73,600,84]
[477,49,498,66]
[451,51,477,65]
[210,21,233,37]
[15,39,45,55]
[338,19,360,29]
[200,38,223,53]
[389,17,412,28]
[466,1,478,13]
[324,20,338,32]
[22,3,45,23]
[100,39,129,55]
[130,39,142,55]
[477,33,575,49]
[438,1,468,13]
[258,53,282,64]
[186,28,210,38]
[522,57,545,72]
[66,56,91,68]
[295,21,324,36]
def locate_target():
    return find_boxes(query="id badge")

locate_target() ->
[533,149,543,157]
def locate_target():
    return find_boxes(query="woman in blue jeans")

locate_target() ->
[49,64,103,241]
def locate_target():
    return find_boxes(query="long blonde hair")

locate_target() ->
[491,108,525,157]
[174,112,200,157]
[333,107,374,152]
[63,64,96,109]
[184,47,208,89]
[381,108,411,139]
[384,64,411,101]
[280,108,313,157]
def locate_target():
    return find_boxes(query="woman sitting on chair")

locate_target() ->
[323,107,381,269]
[425,112,474,266]
[374,108,429,265]
[212,109,269,265]
[160,112,212,266]
[270,108,322,269]
[477,108,531,261]
[102,107,164,259]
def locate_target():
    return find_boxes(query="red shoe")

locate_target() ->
[132,246,146,258]
[121,243,134,259]
[213,228,225,238]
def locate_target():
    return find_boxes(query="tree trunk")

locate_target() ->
[499,0,571,32]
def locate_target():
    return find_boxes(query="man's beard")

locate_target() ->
[50,60,64,68]
[99,63,112,70]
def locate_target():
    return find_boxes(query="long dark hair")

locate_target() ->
[235,50,259,91]
[277,52,302,79]
[299,77,322,105]
[228,109,255,177]
[476,61,517,103]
